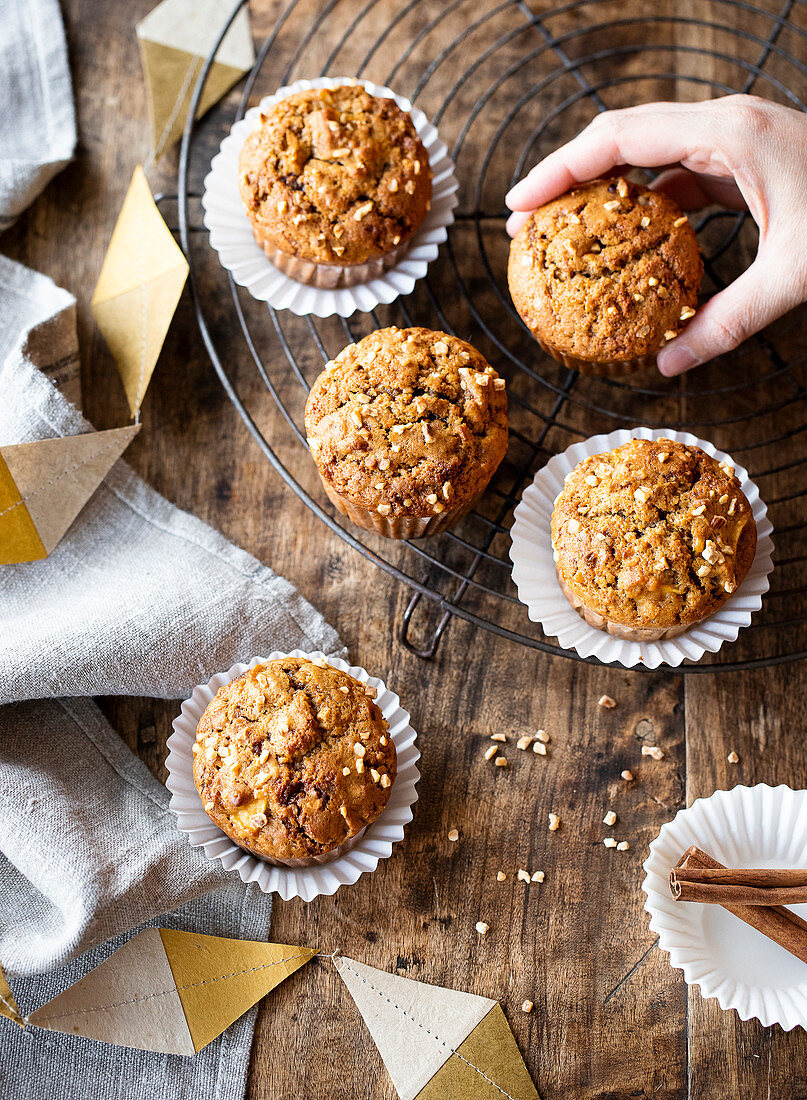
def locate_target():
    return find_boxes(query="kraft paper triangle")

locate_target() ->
[137,0,254,159]
[91,166,188,417]
[335,956,539,1100]
[0,425,139,564]
[0,962,23,1027]
[28,929,316,1055]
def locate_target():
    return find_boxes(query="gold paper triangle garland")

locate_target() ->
[0,425,139,564]
[91,166,188,418]
[136,0,255,160]
[334,956,540,1100]
[0,962,23,1027]
[23,929,316,1055]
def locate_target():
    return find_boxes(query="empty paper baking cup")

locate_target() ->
[166,651,420,902]
[202,76,458,318]
[509,427,774,668]
[642,784,807,1030]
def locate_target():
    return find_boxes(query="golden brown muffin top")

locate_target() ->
[551,438,757,628]
[193,657,396,861]
[238,84,431,265]
[508,177,703,363]
[304,327,509,519]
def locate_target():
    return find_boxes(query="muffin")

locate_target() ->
[304,326,509,539]
[238,84,432,288]
[508,177,703,375]
[551,438,757,640]
[193,657,396,863]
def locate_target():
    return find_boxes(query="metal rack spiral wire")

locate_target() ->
[176,0,807,670]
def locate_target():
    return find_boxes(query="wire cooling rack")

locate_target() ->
[175,0,807,670]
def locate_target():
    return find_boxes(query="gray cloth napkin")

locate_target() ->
[0,0,76,230]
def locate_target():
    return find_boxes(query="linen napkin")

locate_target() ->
[0,0,76,230]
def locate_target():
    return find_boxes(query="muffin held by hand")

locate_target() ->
[238,84,431,288]
[304,326,509,539]
[508,177,703,375]
[551,438,756,640]
[193,657,396,864]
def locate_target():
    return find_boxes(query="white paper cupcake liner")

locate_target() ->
[202,76,459,318]
[509,426,774,668]
[166,651,420,902]
[642,784,807,1030]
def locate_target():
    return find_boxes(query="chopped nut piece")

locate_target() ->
[433,340,448,355]
[548,813,560,832]
[493,378,506,390]
[657,451,669,463]
[522,1000,534,1013]
[370,768,381,783]
[603,199,621,211]
[204,801,215,812]
[475,921,489,935]
[533,741,547,756]
[585,474,599,486]
[531,871,545,883]
[603,810,617,826]
[388,178,399,192]
[673,215,688,227]
[491,733,507,742]
[603,837,617,848]
[484,745,498,761]
[691,504,706,516]
[448,828,460,842]
[353,742,366,758]
[380,774,391,788]
[640,215,650,228]
[516,735,533,751]
[342,767,351,777]
[647,276,658,287]
[353,201,373,220]
[641,745,665,760]
[566,518,580,534]
[680,306,696,320]
[426,493,438,504]
[494,756,508,768]
[377,503,392,515]
[496,871,507,882]
[617,841,630,852]
[536,729,549,743]
[727,750,740,764]
[664,330,677,341]
[621,770,634,781]
[517,869,531,883]
[598,695,617,709]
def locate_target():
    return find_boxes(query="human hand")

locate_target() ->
[505,95,807,376]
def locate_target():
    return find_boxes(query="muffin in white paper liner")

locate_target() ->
[642,784,807,1031]
[509,426,774,668]
[202,76,459,318]
[166,651,420,902]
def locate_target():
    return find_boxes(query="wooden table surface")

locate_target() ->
[7,0,807,1096]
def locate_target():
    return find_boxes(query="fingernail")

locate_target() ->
[504,179,527,207]
[658,344,700,376]
[505,213,522,237]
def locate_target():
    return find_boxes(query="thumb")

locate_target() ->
[657,248,801,376]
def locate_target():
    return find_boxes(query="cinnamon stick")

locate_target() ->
[671,845,807,966]
[671,866,807,905]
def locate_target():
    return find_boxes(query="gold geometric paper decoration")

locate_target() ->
[26,929,316,1055]
[335,955,539,1100]
[91,167,188,418]
[0,426,139,564]
[136,0,254,160]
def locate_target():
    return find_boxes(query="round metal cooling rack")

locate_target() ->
[175,0,807,670]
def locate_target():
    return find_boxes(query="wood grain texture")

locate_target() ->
[4,0,807,1097]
